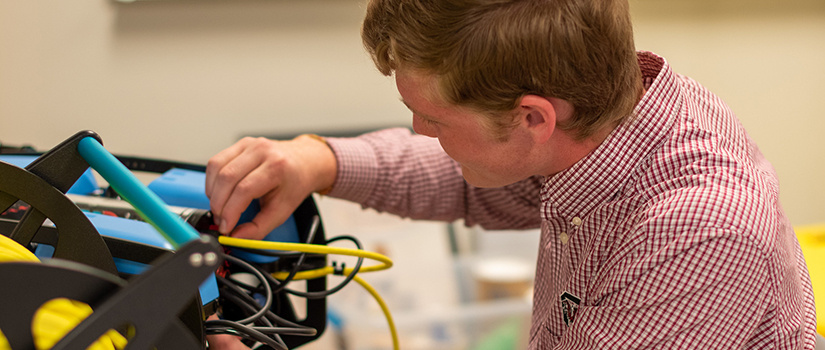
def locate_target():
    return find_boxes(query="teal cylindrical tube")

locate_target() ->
[77,137,200,249]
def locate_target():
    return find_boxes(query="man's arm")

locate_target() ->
[326,128,542,230]
[205,127,542,240]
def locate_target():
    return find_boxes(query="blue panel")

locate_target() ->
[110,257,220,305]
[86,212,174,250]
[86,212,218,305]
[0,155,98,195]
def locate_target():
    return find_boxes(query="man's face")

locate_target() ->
[395,69,534,188]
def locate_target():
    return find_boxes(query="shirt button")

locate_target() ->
[571,217,583,227]
[559,232,570,244]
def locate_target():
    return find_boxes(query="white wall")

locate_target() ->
[0,0,408,164]
[1,0,824,227]
[632,0,825,226]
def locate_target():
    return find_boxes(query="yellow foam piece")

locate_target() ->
[31,298,127,350]
[0,234,127,350]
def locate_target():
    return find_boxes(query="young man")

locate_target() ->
[206,0,817,348]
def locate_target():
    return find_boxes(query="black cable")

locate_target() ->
[211,215,370,348]
[220,275,270,304]
[217,275,262,303]
[221,253,273,325]
[214,237,322,338]
[269,215,320,295]
[216,281,274,327]
[248,327,318,337]
[215,278,318,337]
[260,307,317,333]
[205,319,287,350]
[216,274,316,333]
[279,235,364,299]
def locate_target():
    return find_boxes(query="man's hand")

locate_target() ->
[205,135,336,240]
[206,333,249,350]
[205,315,250,350]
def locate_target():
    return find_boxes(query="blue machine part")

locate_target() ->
[86,212,175,250]
[147,168,301,263]
[0,154,99,195]
[0,155,222,304]
[34,212,219,306]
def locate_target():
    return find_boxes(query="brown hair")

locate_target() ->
[362,0,643,140]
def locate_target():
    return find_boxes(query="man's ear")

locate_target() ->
[519,95,557,144]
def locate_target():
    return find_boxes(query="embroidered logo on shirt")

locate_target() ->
[560,292,581,327]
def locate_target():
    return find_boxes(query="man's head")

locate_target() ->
[362,0,643,140]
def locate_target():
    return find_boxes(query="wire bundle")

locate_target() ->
[206,216,398,350]
[205,252,317,350]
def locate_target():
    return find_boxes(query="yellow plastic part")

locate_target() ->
[0,234,127,350]
[0,233,39,263]
[796,224,825,336]
[32,298,127,350]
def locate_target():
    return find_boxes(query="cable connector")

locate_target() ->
[331,261,346,276]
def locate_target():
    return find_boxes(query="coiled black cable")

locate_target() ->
[276,235,364,299]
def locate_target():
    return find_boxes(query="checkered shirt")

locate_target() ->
[325,51,817,349]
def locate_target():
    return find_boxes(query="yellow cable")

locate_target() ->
[218,236,394,278]
[352,275,400,350]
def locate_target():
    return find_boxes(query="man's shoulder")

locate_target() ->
[623,153,781,250]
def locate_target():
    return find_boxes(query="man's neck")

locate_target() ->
[541,123,616,177]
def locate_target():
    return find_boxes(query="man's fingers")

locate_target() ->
[229,192,296,240]
[231,221,271,241]
[205,136,319,238]
[205,140,248,198]
[216,165,285,234]
[208,150,271,228]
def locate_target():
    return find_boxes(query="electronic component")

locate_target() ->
[0,130,398,350]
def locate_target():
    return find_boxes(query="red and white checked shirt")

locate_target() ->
[325,51,817,349]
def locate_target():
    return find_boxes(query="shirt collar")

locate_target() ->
[540,51,682,221]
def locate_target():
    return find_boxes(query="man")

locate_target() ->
[205,0,817,348]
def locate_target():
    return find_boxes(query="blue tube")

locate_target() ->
[77,137,200,249]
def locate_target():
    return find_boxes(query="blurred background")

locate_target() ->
[1,0,823,349]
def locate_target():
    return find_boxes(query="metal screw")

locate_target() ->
[204,252,219,266]
[189,253,204,267]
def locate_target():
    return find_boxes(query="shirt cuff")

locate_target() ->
[323,136,380,204]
